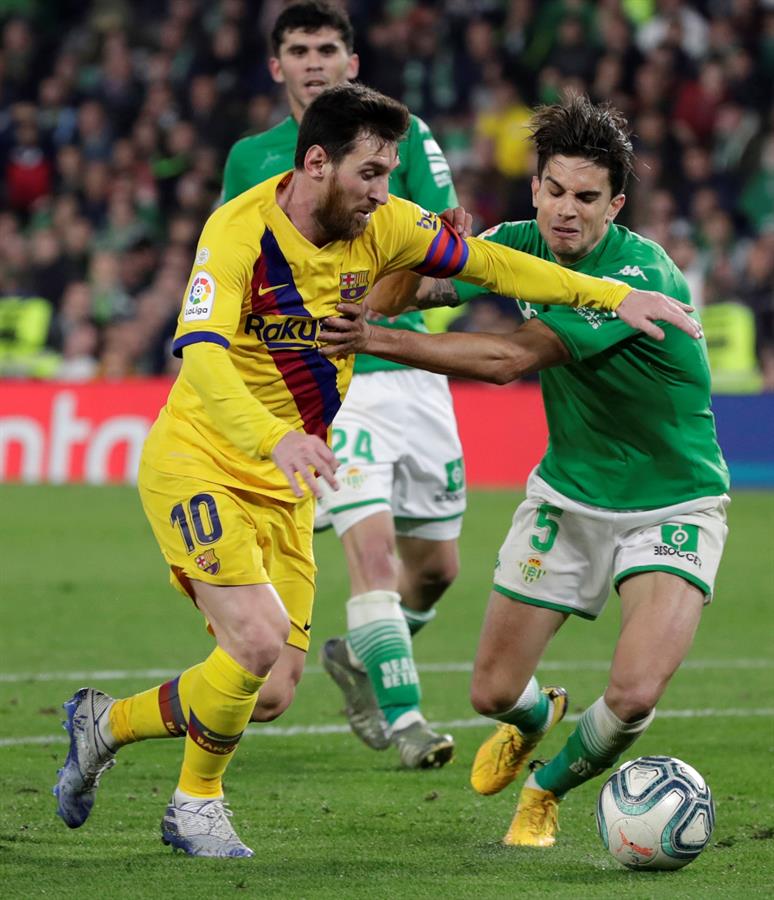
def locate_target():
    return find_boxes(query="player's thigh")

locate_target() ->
[392,369,466,531]
[192,579,290,671]
[472,589,566,710]
[137,465,268,597]
[493,482,615,621]
[608,499,729,706]
[607,572,704,713]
[139,465,316,653]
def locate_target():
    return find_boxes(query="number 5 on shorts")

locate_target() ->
[170,493,223,552]
[529,503,563,553]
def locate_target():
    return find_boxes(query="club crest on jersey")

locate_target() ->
[340,270,370,301]
[518,557,546,584]
[183,271,215,321]
[195,549,220,575]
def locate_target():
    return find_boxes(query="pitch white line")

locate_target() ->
[2,707,772,748]
[0,658,771,684]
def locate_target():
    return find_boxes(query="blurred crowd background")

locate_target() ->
[0,0,772,390]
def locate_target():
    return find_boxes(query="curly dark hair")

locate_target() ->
[531,95,635,197]
[271,1,354,55]
[295,83,409,168]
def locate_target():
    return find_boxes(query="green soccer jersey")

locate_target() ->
[222,113,457,374]
[455,221,729,509]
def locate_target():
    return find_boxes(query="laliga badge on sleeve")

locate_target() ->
[184,271,216,321]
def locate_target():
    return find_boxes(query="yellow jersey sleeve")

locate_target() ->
[171,206,257,356]
[457,237,631,310]
[373,199,631,311]
[181,343,293,459]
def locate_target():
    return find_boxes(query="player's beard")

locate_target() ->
[313,176,369,243]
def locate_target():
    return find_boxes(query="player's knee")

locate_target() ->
[250,681,296,722]
[470,681,523,718]
[229,619,289,675]
[605,681,661,722]
[414,555,459,597]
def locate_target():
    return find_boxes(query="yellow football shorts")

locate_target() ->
[138,461,316,652]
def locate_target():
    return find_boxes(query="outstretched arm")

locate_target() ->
[320,305,570,384]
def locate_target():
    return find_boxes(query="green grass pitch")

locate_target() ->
[1,485,772,898]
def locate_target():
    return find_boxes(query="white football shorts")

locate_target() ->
[493,469,729,620]
[316,368,466,540]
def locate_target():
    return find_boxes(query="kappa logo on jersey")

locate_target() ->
[518,557,546,584]
[615,265,649,280]
[339,270,370,301]
[244,313,321,349]
[183,271,215,321]
[195,549,220,575]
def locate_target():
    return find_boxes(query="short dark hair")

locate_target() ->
[530,95,635,197]
[295,83,409,169]
[271,1,354,56]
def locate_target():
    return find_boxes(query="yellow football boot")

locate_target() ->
[470,686,568,796]
[503,785,560,847]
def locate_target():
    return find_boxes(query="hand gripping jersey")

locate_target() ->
[455,220,729,510]
[143,175,632,503]
[222,114,457,373]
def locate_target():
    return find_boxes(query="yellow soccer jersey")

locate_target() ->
[144,171,631,501]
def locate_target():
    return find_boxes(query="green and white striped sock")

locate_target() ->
[401,605,436,637]
[490,676,550,734]
[534,697,654,797]
[346,591,421,726]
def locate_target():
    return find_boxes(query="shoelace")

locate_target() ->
[189,800,239,840]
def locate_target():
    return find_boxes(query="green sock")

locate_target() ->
[346,591,421,726]
[401,605,436,637]
[491,676,550,734]
[535,697,654,797]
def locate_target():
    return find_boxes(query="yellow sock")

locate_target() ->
[109,664,201,745]
[178,646,267,798]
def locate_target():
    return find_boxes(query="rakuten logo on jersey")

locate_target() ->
[244,314,321,349]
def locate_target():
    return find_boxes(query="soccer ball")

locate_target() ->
[596,755,715,870]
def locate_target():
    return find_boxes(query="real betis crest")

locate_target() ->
[340,270,370,301]
[518,557,546,584]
